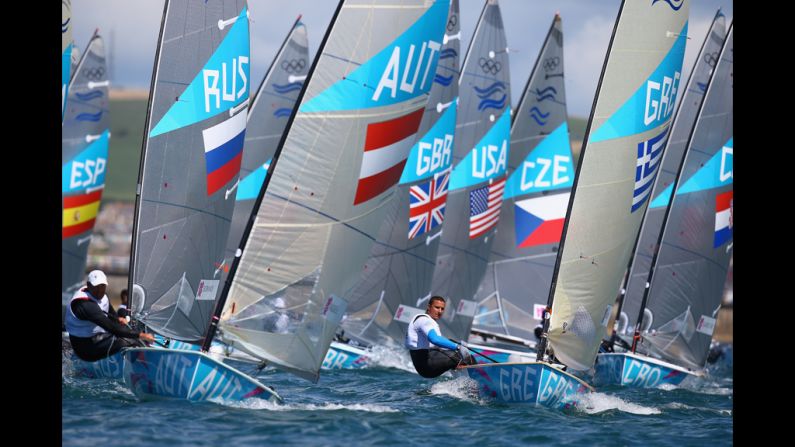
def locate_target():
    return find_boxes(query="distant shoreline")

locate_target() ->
[109,88,149,100]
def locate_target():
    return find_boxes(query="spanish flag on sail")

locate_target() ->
[63,190,102,239]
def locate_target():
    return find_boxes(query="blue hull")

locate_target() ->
[123,348,282,403]
[465,362,592,408]
[71,351,125,379]
[322,342,370,369]
[594,352,694,388]
[466,343,535,364]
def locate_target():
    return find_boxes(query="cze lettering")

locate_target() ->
[417,134,453,176]
[203,56,249,113]
[472,140,507,179]
[373,40,441,101]
[644,71,681,126]
[719,145,733,182]
[70,157,106,189]
[520,155,570,190]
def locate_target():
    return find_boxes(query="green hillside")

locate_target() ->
[103,97,147,202]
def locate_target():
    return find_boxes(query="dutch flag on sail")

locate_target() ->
[203,111,247,196]
[714,190,733,247]
[354,108,425,205]
[632,128,668,212]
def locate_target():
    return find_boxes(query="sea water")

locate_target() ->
[62,346,732,446]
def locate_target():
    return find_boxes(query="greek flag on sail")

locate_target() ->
[632,128,668,212]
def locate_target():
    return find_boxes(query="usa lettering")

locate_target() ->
[416,134,453,176]
[373,40,441,101]
[520,155,570,190]
[203,55,249,112]
[644,71,681,126]
[472,140,507,179]
[70,157,106,189]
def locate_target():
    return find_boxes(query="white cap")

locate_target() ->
[270,297,286,309]
[87,270,108,286]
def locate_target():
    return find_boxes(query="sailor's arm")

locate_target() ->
[416,319,458,350]
[71,300,147,339]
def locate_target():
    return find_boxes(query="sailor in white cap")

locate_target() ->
[64,270,155,361]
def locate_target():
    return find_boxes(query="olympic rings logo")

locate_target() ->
[543,57,559,72]
[447,14,457,31]
[479,57,501,75]
[86,67,105,80]
[281,59,306,73]
[704,51,719,68]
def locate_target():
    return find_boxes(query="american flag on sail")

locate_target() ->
[203,111,247,196]
[469,177,506,239]
[354,108,424,205]
[632,128,668,212]
[408,170,449,239]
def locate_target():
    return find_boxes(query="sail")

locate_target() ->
[219,0,450,382]
[62,32,111,311]
[219,17,309,282]
[620,10,727,335]
[472,14,573,342]
[430,0,510,342]
[641,24,733,370]
[129,0,250,342]
[546,0,689,371]
[339,0,460,348]
[62,0,73,121]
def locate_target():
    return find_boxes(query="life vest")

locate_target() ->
[64,287,110,338]
[405,313,441,350]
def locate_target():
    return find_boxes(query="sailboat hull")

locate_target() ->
[464,362,591,408]
[322,342,370,369]
[466,342,535,364]
[123,348,281,403]
[71,351,125,379]
[594,352,698,388]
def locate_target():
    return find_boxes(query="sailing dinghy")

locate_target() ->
[464,0,689,407]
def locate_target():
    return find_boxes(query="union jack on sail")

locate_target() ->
[408,170,449,239]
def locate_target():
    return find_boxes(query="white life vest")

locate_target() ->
[405,313,441,350]
[64,288,110,338]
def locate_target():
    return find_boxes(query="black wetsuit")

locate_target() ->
[68,300,145,362]
[410,348,469,378]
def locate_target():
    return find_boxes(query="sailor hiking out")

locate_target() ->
[406,296,475,378]
[64,270,155,361]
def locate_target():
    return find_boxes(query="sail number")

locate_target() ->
[472,140,507,179]
[373,40,441,102]
[644,71,680,126]
[203,56,249,113]
[520,155,570,190]
[70,157,106,189]
[416,134,453,176]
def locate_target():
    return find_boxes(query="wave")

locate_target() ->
[222,399,400,413]
[477,94,506,111]
[272,82,303,94]
[75,91,104,101]
[433,74,453,86]
[473,81,506,98]
[273,108,292,118]
[439,48,458,60]
[76,111,103,122]
[577,392,661,415]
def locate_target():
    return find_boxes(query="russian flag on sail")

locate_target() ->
[514,192,569,248]
[469,177,505,239]
[714,190,733,247]
[63,190,102,239]
[203,111,247,196]
[632,128,668,213]
[408,170,449,239]
[354,108,425,205]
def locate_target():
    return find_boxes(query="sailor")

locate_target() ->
[405,296,475,378]
[261,297,290,334]
[65,270,155,362]
[117,288,129,321]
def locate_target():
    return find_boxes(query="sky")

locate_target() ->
[70,0,733,118]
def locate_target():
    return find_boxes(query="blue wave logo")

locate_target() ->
[434,74,453,86]
[474,81,507,112]
[439,48,458,60]
[75,91,104,101]
[696,81,707,92]
[62,17,70,33]
[534,86,557,102]
[652,0,684,11]
[273,107,292,118]
[76,111,103,122]
[272,82,303,94]
[528,107,549,126]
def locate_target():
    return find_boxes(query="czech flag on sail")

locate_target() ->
[714,190,733,247]
[514,192,569,248]
[354,108,425,205]
[632,127,668,213]
[63,190,102,239]
[408,170,449,239]
[469,177,505,239]
[203,111,247,196]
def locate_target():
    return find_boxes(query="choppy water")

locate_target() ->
[62,346,732,446]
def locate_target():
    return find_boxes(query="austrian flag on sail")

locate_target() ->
[469,177,505,239]
[203,110,247,196]
[354,108,425,205]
